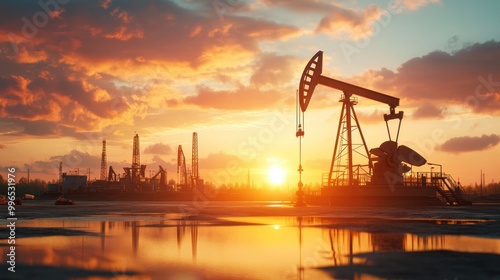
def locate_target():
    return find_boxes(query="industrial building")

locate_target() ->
[50,132,203,196]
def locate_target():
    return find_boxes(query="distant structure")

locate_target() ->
[132,134,140,168]
[108,166,117,182]
[58,161,63,183]
[123,133,146,190]
[177,145,188,188]
[192,132,199,187]
[100,140,107,180]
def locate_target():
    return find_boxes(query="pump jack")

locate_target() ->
[296,51,426,190]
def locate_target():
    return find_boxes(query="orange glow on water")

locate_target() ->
[3,215,500,280]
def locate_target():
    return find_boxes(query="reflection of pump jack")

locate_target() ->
[297,216,304,280]
[328,229,338,266]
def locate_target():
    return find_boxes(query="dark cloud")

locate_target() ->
[25,149,136,179]
[0,0,299,65]
[144,143,172,155]
[437,134,500,153]
[412,103,445,119]
[0,144,6,149]
[0,66,131,134]
[371,40,500,114]
[0,117,92,138]
[151,155,176,172]
[49,150,100,172]
[0,150,99,178]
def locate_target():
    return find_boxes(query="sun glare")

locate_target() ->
[267,164,286,186]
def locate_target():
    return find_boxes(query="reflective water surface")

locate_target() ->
[2,202,500,279]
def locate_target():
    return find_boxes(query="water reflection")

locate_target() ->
[176,219,199,260]
[298,216,304,280]
[1,216,499,279]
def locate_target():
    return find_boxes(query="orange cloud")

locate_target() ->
[104,25,144,40]
[110,8,132,23]
[144,143,173,155]
[100,0,112,10]
[250,53,299,87]
[258,1,388,40]
[315,4,385,40]
[394,0,441,11]
[356,109,386,124]
[184,85,285,110]
[15,45,49,63]
[437,134,500,153]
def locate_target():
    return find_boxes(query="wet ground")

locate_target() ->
[1,200,500,279]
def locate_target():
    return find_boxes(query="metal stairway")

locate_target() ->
[436,174,472,206]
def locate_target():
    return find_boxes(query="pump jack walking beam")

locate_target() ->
[298,51,403,121]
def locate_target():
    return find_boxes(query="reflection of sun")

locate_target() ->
[267,165,286,186]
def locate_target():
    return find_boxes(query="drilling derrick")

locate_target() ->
[177,145,188,190]
[192,132,199,188]
[132,134,140,168]
[100,140,107,180]
[124,133,142,189]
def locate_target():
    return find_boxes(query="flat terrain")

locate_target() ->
[1,200,500,279]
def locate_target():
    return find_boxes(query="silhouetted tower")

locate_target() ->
[132,134,140,168]
[177,145,187,186]
[59,161,62,183]
[100,140,107,180]
[192,132,199,181]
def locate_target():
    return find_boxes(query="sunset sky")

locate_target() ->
[0,0,499,187]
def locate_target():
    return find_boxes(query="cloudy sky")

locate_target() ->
[0,0,499,187]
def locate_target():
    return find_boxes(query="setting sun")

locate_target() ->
[267,165,286,186]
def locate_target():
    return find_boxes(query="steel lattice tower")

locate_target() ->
[192,132,198,180]
[100,140,107,180]
[132,134,140,168]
